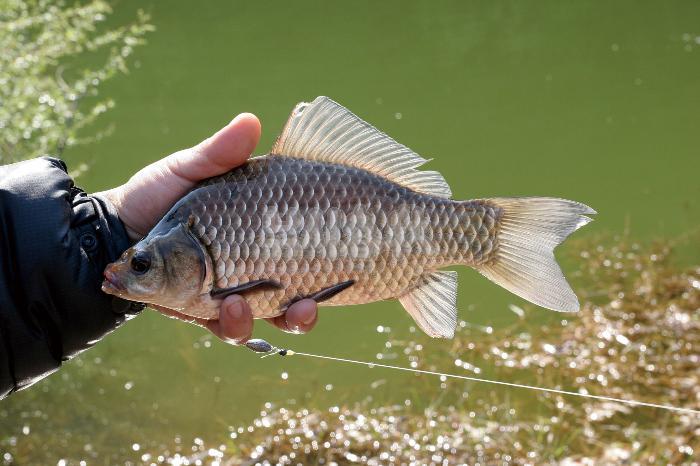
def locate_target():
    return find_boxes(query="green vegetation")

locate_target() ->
[154,236,699,464]
[0,0,152,163]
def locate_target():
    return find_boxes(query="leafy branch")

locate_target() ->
[0,0,153,162]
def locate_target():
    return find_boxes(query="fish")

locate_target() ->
[102,96,595,338]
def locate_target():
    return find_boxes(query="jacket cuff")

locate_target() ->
[89,193,145,315]
[71,187,145,325]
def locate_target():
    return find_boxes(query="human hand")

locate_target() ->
[98,113,318,343]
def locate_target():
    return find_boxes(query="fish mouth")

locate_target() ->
[102,268,125,295]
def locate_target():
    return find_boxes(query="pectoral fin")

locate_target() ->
[398,271,458,338]
[307,279,355,303]
[210,279,283,299]
[285,280,355,307]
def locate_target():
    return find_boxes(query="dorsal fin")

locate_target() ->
[271,96,452,198]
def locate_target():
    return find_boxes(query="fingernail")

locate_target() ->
[301,310,316,326]
[288,321,302,334]
[225,295,245,320]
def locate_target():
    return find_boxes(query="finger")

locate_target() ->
[166,113,262,183]
[286,299,319,333]
[108,113,262,238]
[205,295,254,344]
[265,299,318,334]
[151,304,211,328]
[153,299,254,345]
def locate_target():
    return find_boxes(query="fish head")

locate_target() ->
[102,222,212,309]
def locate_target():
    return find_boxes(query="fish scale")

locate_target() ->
[103,96,594,338]
[176,155,499,318]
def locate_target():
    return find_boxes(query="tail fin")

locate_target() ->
[477,197,595,312]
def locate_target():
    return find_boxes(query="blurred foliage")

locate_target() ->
[0,0,152,163]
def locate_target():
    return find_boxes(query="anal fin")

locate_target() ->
[399,271,458,338]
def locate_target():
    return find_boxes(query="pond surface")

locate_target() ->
[2,0,699,462]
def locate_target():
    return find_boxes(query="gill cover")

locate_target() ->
[156,220,213,305]
[104,219,213,309]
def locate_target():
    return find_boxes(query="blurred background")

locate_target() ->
[1,0,699,463]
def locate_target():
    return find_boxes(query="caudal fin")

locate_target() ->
[477,197,595,312]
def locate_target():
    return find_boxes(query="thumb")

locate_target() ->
[165,112,262,183]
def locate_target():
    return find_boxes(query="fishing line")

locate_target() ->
[270,348,700,416]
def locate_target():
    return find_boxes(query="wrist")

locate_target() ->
[95,188,144,243]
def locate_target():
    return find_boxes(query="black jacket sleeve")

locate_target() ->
[0,157,143,398]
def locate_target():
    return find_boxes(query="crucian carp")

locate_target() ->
[102,97,595,338]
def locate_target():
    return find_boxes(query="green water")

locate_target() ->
[2,0,699,462]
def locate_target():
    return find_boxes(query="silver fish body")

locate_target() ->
[152,155,500,318]
[103,97,594,338]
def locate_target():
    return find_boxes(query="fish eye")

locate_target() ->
[130,252,151,274]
